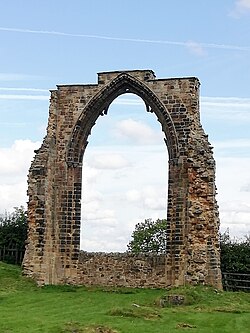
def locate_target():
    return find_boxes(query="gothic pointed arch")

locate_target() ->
[23,70,222,289]
[66,73,179,166]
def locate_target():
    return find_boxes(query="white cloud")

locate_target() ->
[201,96,250,122]
[125,186,166,210]
[241,183,250,192]
[126,189,141,202]
[80,149,250,251]
[81,144,168,251]
[88,153,130,169]
[213,138,250,150]
[0,140,40,213]
[82,199,101,215]
[82,163,100,183]
[83,209,116,226]
[240,0,250,9]
[230,0,250,17]
[215,156,250,237]
[186,40,206,56]
[0,140,40,177]
[114,118,163,144]
[81,208,127,252]
[81,236,127,253]
[144,197,166,210]
[82,189,103,205]
[201,96,250,108]
[219,200,250,239]
[113,97,144,106]
[0,182,28,213]
[216,157,250,199]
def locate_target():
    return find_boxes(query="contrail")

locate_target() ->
[0,87,48,92]
[0,27,249,51]
[0,94,48,100]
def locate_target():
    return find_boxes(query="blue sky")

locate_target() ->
[0,0,250,251]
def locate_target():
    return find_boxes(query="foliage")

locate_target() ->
[128,219,250,274]
[1,262,250,333]
[127,218,167,254]
[0,206,27,250]
[220,229,250,273]
[0,206,27,264]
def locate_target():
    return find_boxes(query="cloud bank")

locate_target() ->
[0,140,40,213]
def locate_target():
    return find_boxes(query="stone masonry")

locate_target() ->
[22,70,222,289]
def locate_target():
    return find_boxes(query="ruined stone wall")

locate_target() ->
[77,252,166,288]
[23,70,222,289]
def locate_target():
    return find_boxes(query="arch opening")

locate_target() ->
[80,93,168,252]
[66,73,179,166]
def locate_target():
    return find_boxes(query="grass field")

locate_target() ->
[0,262,250,333]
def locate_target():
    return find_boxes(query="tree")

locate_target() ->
[128,221,250,274]
[127,218,167,254]
[220,229,250,273]
[0,206,28,264]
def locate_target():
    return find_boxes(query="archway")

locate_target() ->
[23,70,222,289]
[80,93,168,252]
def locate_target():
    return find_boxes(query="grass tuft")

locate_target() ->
[108,304,161,320]
[41,284,79,292]
[214,307,246,314]
[59,322,118,333]
[176,322,197,329]
[101,287,137,294]
[82,325,119,333]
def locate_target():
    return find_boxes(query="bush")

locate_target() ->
[220,229,250,273]
[0,206,27,264]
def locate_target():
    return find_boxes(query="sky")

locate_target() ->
[0,0,250,251]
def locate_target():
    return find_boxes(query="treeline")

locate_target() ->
[0,213,250,275]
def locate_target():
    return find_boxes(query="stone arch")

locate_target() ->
[66,72,179,165]
[23,70,222,289]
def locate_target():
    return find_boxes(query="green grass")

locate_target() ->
[0,262,250,333]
